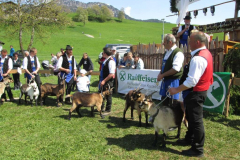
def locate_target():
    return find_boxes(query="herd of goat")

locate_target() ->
[1,76,187,148]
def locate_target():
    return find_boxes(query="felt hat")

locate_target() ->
[183,16,192,20]
[65,45,73,50]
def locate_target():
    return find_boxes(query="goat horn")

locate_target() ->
[147,91,157,96]
[136,88,144,92]
[136,83,141,90]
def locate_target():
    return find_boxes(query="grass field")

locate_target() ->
[0,18,238,159]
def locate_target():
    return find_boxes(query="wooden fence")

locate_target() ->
[132,37,225,72]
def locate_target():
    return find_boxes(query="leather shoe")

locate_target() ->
[177,139,192,146]
[182,148,204,157]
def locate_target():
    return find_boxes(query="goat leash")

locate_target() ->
[150,89,171,123]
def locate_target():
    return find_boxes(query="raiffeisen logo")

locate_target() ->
[127,73,157,83]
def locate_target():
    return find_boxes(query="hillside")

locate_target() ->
[58,0,166,23]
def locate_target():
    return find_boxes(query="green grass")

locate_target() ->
[0,75,240,159]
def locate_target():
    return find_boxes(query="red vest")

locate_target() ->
[193,49,213,91]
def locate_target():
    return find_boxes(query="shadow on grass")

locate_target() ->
[99,116,153,129]
[106,133,181,154]
[57,108,101,120]
[203,111,240,131]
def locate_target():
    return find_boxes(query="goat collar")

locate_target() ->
[150,108,160,123]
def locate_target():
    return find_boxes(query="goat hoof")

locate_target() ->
[101,115,105,119]
[131,117,134,120]
[123,118,126,122]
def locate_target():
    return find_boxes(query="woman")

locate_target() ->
[12,53,22,90]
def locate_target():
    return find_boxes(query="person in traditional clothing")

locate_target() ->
[23,48,42,97]
[157,34,184,106]
[169,31,213,157]
[0,49,14,102]
[57,45,77,103]
[99,47,115,113]
[177,16,196,47]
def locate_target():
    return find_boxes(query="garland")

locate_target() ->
[170,0,178,13]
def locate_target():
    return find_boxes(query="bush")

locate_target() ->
[223,43,240,115]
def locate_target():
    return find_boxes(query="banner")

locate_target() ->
[176,0,200,24]
[203,72,231,114]
[117,69,162,100]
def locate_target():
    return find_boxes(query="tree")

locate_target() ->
[118,8,125,22]
[0,0,72,53]
[73,7,88,26]
[100,5,113,22]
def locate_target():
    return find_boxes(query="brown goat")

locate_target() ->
[40,76,65,107]
[66,86,113,120]
[123,88,156,127]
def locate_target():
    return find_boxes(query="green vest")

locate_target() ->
[162,48,183,80]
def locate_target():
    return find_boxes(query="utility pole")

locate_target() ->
[161,18,165,43]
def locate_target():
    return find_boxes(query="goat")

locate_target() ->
[123,88,156,127]
[40,75,65,107]
[0,76,13,102]
[140,100,184,148]
[66,85,113,120]
[19,78,39,107]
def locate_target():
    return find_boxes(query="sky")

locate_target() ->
[78,0,236,25]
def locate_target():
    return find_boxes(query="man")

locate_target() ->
[57,45,77,103]
[78,53,94,84]
[177,16,196,47]
[0,49,14,102]
[99,47,115,113]
[111,46,117,65]
[169,32,213,157]
[23,48,42,96]
[9,45,15,58]
[12,53,22,90]
[125,52,134,69]
[157,34,184,106]
[133,53,144,69]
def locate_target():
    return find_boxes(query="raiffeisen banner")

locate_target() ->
[117,68,162,100]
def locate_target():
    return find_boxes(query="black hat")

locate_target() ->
[183,16,192,20]
[65,45,72,50]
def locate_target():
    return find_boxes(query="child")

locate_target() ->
[77,69,90,93]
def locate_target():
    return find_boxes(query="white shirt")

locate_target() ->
[0,56,13,70]
[103,56,116,74]
[177,25,196,33]
[23,56,41,70]
[77,76,90,91]
[135,58,144,69]
[57,54,77,70]
[183,46,208,88]
[164,45,184,72]
[0,45,2,52]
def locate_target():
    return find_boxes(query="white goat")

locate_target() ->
[19,78,39,107]
[140,100,183,148]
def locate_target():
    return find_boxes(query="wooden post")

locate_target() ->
[215,37,219,72]
[219,41,225,72]
[225,73,234,117]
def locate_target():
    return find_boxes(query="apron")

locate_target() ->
[0,61,3,81]
[159,59,180,100]
[61,60,74,83]
[26,60,36,80]
[180,29,189,46]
